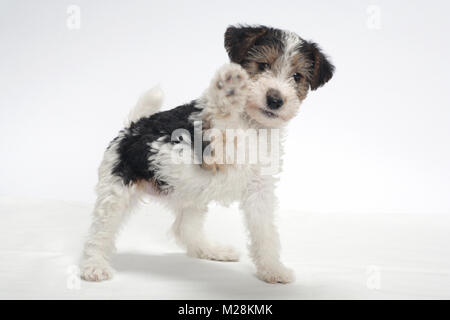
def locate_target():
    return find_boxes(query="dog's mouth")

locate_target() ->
[260,108,278,118]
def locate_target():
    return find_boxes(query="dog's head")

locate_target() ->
[225,25,334,127]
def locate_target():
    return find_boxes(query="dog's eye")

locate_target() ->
[258,63,269,71]
[293,73,303,83]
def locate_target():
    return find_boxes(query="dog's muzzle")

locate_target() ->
[266,88,283,110]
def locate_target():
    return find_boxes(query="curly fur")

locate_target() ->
[80,25,334,284]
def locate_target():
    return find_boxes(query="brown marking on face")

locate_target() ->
[241,45,313,104]
[241,44,283,78]
[290,52,313,101]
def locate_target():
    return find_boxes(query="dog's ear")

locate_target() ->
[301,41,335,90]
[224,25,268,63]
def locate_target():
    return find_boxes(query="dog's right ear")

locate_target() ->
[224,25,268,63]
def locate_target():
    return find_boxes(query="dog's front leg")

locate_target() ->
[240,175,295,284]
[202,63,249,124]
[172,205,240,262]
[200,63,250,170]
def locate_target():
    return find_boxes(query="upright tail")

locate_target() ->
[125,85,164,126]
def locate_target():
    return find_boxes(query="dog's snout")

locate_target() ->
[266,89,283,110]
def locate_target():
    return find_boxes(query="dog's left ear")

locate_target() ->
[224,25,268,63]
[302,41,335,90]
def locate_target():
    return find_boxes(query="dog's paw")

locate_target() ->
[256,264,295,284]
[209,63,249,115]
[188,244,240,262]
[80,259,114,282]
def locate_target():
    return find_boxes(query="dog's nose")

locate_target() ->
[266,89,283,110]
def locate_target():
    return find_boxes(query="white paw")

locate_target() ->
[256,264,295,284]
[80,259,114,282]
[210,63,249,114]
[188,244,240,262]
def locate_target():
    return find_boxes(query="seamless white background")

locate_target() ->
[0,0,450,299]
[1,0,449,214]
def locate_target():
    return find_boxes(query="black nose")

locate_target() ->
[266,89,283,110]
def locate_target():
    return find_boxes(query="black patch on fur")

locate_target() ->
[300,41,335,90]
[225,25,285,63]
[111,101,202,188]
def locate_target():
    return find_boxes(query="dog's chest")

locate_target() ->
[168,162,256,207]
[205,165,255,205]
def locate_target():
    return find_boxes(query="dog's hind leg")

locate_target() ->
[80,179,138,281]
[80,144,140,281]
[171,205,240,262]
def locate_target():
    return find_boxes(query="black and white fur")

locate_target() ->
[80,25,334,284]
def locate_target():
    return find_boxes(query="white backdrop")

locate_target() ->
[1,0,450,214]
[1,0,450,300]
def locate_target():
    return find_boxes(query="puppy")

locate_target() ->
[80,25,334,284]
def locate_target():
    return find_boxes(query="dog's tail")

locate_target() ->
[125,85,164,126]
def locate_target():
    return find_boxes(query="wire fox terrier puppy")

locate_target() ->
[80,25,334,284]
